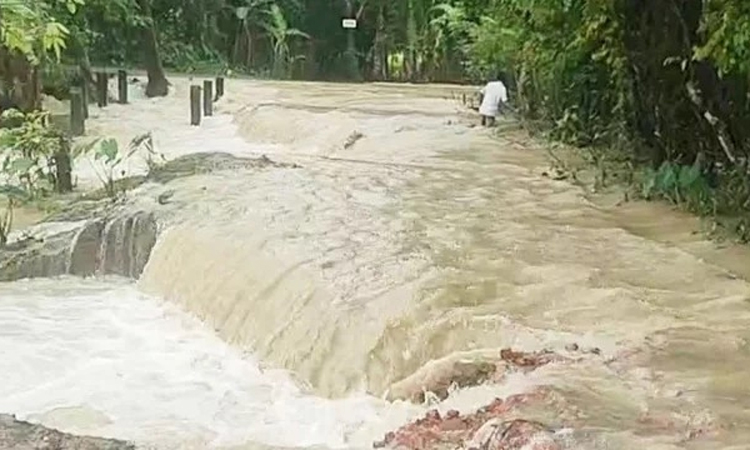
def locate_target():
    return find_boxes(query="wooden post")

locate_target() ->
[96,72,108,107]
[81,79,89,119]
[70,87,85,136]
[117,69,128,104]
[203,79,213,116]
[190,85,201,126]
[215,76,224,100]
[54,137,73,193]
[462,93,466,105]
[76,67,89,119]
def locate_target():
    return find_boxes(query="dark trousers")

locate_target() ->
[481,115,496,127]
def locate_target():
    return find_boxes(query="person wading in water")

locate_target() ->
[477,73,508,127]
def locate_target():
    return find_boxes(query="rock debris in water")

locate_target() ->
[0,414,134,449]
[378,347,722,449]
[373,391,562,450]
[388,348,578,404]
[377,349,576,450]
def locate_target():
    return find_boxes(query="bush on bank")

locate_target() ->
[467,0,750,241]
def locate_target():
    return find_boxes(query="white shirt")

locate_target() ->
[479,81,508,117]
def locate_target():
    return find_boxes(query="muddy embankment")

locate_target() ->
[3,78,750,449]
[0,152,290,282]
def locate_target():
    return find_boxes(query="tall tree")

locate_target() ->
[0,0,71,110]
[137,0,169,97]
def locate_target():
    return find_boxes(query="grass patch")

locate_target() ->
[537,134,750,244]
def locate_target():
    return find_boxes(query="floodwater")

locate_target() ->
[2,76,750,449]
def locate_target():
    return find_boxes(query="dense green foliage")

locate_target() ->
[31,0,491,82]
[2,0,750,239]
[469,0,750,238]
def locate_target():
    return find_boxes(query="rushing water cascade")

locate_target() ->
[3,78,750,449]
[0,278,420,449]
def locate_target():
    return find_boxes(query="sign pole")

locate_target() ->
[342,0,359,80]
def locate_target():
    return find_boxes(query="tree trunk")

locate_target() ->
[0,46,41,112]
[343,0,360,81]
[137,0,169,97]
[384,47,390,80]
[304,40,317,79]
[371,4,387,81]
[245,26,255,70]
[68,33,98,106]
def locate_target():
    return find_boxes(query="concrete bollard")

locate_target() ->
[190,85,201,126]
[96,72,108,107]
[70,87,85,136]
[117,69,128,104]
[203,80,213,116]
[215,76,224,100]
[54,137,73,193]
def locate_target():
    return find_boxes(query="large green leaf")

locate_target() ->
[0,184,30,201]
[96,138,120,163]
[678,165,701,189]
[8,157,37,175]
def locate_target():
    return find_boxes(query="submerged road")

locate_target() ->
[1,78,749,449]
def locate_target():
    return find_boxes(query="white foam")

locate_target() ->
[0,277,422,449]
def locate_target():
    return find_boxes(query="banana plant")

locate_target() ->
[427,2,470,80]
[261,3,309,78]
[231,0,273,69]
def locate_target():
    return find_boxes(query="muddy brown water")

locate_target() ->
[2,78,750,449]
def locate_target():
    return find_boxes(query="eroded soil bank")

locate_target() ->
[3,77,750,449]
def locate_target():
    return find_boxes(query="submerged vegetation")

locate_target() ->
[73,132,161,200]
[0,0,750,240]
